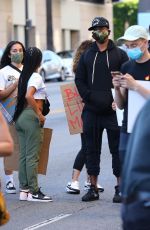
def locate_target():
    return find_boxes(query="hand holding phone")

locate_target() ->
[111,71,123,78]
[112,71,123,89]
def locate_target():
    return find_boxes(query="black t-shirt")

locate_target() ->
[121,59,150,132]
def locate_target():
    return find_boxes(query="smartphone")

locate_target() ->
[111,71,123,77]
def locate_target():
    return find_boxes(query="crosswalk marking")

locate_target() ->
[23,213,72,230]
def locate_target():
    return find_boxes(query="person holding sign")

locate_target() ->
[112,25,150,166]
[75,17,128,202]
[0,41,25,194]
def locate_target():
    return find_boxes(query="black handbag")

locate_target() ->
[42,98,50,116]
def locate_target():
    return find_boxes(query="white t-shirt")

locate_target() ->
[0,65,22,123]
[0,65,22,91]
[27,72,46,99]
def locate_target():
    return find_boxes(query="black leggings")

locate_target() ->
[73,133,86,171]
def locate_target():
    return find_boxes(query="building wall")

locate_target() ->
[51,0,62,52]
[52,0,113,52]
[0,0,113,51]
[0,0,13,48]
[35,0,46,49]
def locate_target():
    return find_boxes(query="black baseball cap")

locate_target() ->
[88,17,109,31]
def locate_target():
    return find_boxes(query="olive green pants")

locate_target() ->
[15,108,43,193]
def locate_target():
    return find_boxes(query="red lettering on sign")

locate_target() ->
[64,88,79,101]
[66,102,78,116]
[69,116,82,129]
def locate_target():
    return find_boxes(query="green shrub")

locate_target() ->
[113,0,139,42]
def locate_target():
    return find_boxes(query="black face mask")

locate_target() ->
[92,30,109,44]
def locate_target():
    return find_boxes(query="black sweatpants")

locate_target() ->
[82,109,121,177]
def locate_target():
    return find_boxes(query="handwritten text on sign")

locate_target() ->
[60,83,84,134]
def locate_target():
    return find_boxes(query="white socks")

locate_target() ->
[5,174,14,185]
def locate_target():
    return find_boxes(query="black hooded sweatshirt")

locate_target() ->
[75,40,128,114]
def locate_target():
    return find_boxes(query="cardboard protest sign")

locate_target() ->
[128,80,150,133]
[60,83,84,134]
[38,128,53,175]
[4,126,52,175]
[111,89,123,127]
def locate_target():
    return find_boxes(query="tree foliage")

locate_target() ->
[113,0,139,42]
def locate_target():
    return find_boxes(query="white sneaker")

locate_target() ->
[97,183,104,192]
[84,181,91,191]
[6,181,16,194]
[19,189,29,201]
[66,181,80,194]
[27,188,52,202]
[84,181,104,192]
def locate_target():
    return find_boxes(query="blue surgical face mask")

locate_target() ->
[127,47,144,60]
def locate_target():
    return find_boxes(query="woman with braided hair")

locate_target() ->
[13,47,52,202]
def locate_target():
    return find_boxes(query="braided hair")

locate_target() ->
[13,47,42,121]
[0,41,25,68]
[72,40,93,74]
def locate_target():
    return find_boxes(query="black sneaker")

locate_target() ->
[6,181,16,194]
[82,185,99,202]
[113,185,122,203]
[27,188,52,202]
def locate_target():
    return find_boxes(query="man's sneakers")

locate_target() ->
[113,185,122,203]
[82,185,99,202]
[5,181,16,194]
[19,189,29,201]
[27,188,52,202]
[84,181,104,193]
[66,181,80,194]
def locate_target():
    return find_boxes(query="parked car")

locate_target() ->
[57,50,74,78]
[39,50,66,82]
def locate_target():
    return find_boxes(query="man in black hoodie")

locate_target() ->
[75,17,128,202]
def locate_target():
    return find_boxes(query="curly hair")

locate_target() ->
[0,41,25,69]
[72,40,93,74]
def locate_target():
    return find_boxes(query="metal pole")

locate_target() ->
[46,0,54,50]
[25,0,29,48]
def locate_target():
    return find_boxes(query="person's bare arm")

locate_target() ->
[120,73,150,99]
[0,112,14,156]
[0,80,18,100]
[25,86,45,126]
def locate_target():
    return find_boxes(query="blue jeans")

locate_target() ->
[119,132,130,167]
